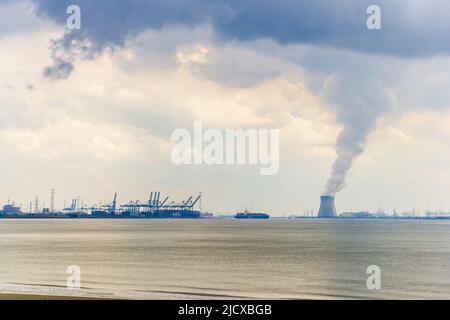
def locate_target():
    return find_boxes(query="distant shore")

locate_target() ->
[0,216,449,220]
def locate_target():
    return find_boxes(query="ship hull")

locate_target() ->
[234,213,270,219]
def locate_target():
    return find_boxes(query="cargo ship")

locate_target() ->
[234,211,270,219]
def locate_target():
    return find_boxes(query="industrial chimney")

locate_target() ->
[318,195,337,218]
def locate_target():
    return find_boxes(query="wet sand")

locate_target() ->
[0,293,108,300]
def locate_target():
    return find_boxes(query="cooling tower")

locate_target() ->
[318,195,337,218]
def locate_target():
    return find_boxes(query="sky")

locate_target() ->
[1,0,450,215]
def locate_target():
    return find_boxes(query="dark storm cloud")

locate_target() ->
[42,58,74,79]
[217,0,450,57]
[31,0,228,78]
[33,0,450,59]
[32,0,224,47]
[30,0,450,78]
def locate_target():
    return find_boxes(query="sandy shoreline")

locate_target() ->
[0,290,241,300]
[0,293,106,300]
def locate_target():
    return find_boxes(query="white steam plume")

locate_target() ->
[322,75,392,196]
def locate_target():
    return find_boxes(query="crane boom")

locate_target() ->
[190,195,201,209]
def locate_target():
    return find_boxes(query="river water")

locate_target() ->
[0,219,449,299]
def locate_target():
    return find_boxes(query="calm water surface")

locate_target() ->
[0,219,449,299]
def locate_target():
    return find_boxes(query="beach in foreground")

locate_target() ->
[0,293,94,300]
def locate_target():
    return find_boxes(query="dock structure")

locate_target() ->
[0,191,203,219]
[120,192,201,215]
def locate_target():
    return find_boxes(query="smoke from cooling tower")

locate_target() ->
[324,127,365,195]
[322,76,392,196]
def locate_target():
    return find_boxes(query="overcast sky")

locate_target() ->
[1,0,450,215]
